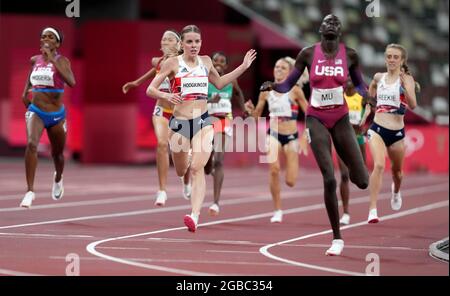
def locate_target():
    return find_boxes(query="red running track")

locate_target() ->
[0,158,448,276]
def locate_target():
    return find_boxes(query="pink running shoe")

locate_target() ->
[184,214,197,232]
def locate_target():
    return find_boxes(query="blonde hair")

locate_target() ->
[277,56,295,70]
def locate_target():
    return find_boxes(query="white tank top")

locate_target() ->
[377,74,401,108]
[268,91,293,118]
[171,56,209,100]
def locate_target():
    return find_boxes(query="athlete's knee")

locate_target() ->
[270,165,280,177]
[391,168,403,180]
[323,175,337,192]
[157,141,169,152]
[373,162,385,173]
[189,163,204,176]
[350,170,369,189]
[340,172,350,183]
[213,158,223,170]
[26,141,39,154]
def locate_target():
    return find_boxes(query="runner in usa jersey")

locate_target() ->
[147,24,257,233]
[20,27,75,209]
[260,14,369,256]
[366,44,418,224]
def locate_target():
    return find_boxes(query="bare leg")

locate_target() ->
[387,140,405,193]
[306,116,341,239]
[152,116,170,191]
[331,116,368,190]
[189,126,214,216]
[267,136,282,211]
[283,139,299,188]
[24,112,45,192]
[367,131,387,210]
[47,120,67,183]
[168,130,191,178]
[337,155,350,214]
[211,132,227,205]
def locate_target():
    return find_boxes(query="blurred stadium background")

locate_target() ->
[0,0,448,172]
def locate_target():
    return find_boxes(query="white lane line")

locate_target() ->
[283,244,427,251]
[0,232,93,238]
[86,183,448,276]
[49,256,286,267]
[205,250,261,254]
[0,195,152,212]
[146,238,258,245]
[0,170,321,197]
[0,182,319,210]
[0,172,441,202]
[0,268,44,276]
[97,247,152,251]
[2,182,446,231]
[259,200,449,276]
[0,186,325,230]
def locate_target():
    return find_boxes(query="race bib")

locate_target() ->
[311,86,344,108]
[208,99,232,115]
[30,66,55,87]
[180,76,208,97]
[153,105,163,117]
[377,88,400,108]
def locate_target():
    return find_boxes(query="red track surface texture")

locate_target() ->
[0,159,448,276]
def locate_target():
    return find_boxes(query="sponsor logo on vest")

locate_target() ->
[314,65,344,77]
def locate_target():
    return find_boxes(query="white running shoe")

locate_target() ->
[208,203,220,216]
[52,172,64,201]
[270,210,283,223]
[20,191,35,208]
[391,183,402,211]
[368,208,379,224]
[340,213,351,225]
[182,181,192,200]
[154,191,167,207]
[184,214,198,232]
[325,239,344,256]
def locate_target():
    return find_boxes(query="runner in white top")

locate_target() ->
[366,44,417,223]
[246,57,308,223]
[147,24,256,232]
